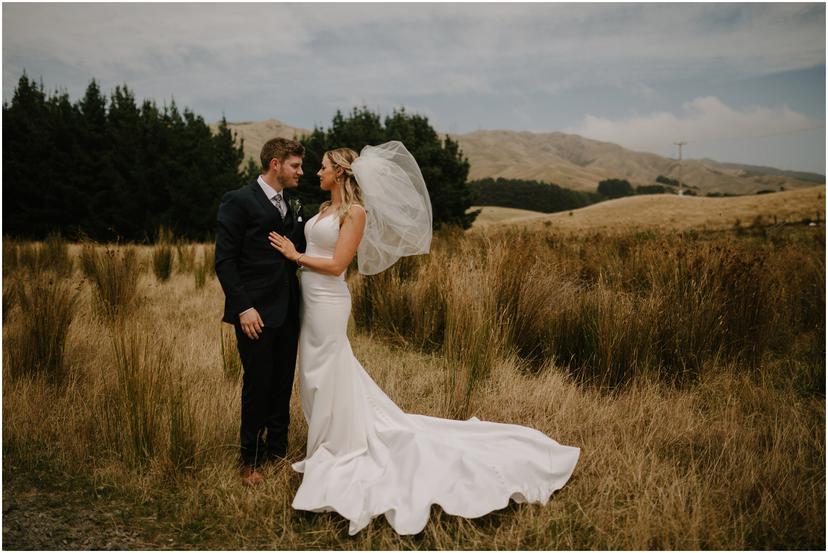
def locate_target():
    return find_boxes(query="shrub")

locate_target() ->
[597,178,634,198]
[636,184,669,195]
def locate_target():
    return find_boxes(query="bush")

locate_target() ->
[656,175,679,187]
[636,184,669,195]
[469,177,602,212]
[597,178,634,198]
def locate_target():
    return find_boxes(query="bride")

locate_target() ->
[268,142,579,536]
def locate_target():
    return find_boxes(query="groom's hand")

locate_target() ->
[240,308,264,340]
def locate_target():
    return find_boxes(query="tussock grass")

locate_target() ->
[3,276,20,323]
[103,324,170,467]
[1,224,824,549]
[5,272,79,383]
[3,237,21,277]
[352,226,825,391]
[80,243,141,322]
[99,323,200,475]
[41,232,74,276]
[194,246,210,290]
[220,323,242,383]
[205,245,216,276]
[4,233,74,276]
[152,227,174,282]
[176,242,197,274]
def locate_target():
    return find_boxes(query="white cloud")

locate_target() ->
[568,96,819,152]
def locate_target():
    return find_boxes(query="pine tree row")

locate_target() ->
[3,74,245,241]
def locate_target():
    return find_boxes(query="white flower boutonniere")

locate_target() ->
[290,197,303,222]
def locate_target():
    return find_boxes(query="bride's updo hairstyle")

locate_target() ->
[321,147,364,222]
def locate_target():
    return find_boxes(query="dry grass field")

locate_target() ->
[2,216,825,549]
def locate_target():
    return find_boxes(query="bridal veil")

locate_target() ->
[351,141,432,275]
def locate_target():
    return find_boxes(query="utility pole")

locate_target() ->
[674,141,687,196]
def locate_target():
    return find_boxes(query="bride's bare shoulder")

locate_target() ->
[341,203,366,230]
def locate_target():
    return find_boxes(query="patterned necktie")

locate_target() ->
[273,192,286,218]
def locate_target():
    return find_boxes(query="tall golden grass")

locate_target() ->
[80,242,141,322]
[151,226,174,282]
[2,224,824,549]
[352,226,824,391]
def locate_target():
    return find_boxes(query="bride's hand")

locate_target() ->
[269,232,299,261]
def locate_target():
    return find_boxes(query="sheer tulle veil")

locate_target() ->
[351,141,432,275]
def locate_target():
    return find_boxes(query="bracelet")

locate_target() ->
[296,254,305,267]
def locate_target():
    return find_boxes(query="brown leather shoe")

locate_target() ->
[239,466,264,487]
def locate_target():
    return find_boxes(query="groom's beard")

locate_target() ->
[277,173,300,189]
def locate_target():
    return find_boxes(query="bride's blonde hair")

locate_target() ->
[320,147,364,222]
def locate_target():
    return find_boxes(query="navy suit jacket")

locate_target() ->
[215,179,306,328]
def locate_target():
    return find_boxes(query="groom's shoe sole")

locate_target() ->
[239,466,264,487]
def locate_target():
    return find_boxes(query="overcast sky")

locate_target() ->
[3,2,825,173]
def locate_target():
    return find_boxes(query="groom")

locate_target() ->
[215,137,306,486]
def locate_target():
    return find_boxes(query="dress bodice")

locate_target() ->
[304,211,344,279]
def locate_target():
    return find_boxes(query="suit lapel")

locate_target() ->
[250,180,285,227]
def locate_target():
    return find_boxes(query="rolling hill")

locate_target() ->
[215,119,824,197]
[485,185,826,234]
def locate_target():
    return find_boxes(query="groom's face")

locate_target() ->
[274,155,303,189]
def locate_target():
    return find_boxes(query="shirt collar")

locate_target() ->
[257,175,283,201]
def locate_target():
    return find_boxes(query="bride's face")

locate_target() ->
[317,156,339,192]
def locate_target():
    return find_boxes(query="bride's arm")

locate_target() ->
[269,205,366,277]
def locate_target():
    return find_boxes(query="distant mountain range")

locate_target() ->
[215,119,825,196]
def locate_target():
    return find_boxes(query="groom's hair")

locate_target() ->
[261,138,305,171]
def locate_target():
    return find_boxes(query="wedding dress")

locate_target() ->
[290,210,581,535]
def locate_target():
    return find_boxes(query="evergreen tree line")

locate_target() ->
[3,74,244,241]
[3,76,476,239]
[469,177,602,213]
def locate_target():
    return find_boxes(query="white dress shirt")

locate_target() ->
[258,175,286,217]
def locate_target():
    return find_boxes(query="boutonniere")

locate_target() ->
[289,197,303,222]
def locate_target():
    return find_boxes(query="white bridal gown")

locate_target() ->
[291,211,580,535]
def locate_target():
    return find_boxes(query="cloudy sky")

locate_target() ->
[3,2,825,173]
